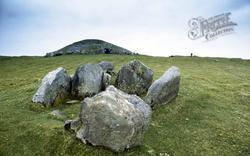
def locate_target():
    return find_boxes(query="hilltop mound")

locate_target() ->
[45,39,134,57]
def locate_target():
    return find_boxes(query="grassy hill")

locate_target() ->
[45,39,134,56]
[0,54,249,156]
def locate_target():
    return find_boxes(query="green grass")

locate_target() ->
[0,54,249,156]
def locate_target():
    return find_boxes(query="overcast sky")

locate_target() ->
[0,0,250,58]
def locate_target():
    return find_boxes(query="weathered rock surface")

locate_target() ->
[71,64,104,99]
[32,67,71,106]
[116,60,153,96]
[77,85,152,152]
[64,118,81,132]
[98,61,114,74]
[145,66,180,106]
[102,73,111,89]
[45,39,134,57]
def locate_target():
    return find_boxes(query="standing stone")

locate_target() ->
[71,64,104,99]
[32,67,71,106]
[116,60,153,96]
[98,61,114,74]
[77,85,152,152]
[145,66,180,106]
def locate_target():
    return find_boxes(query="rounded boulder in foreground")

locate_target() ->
[77,85,152,152]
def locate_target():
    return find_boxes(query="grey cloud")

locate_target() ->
[0,0,249,58]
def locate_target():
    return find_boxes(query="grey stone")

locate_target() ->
[98,61,114,73]
[145,66,180,106]
[116,60,153,96]
[66,100,80,105]
[64,118,81,132]
[49,110,67,120]
[77,85,151,152]
[102,73,111,89]
[76,127,86,144]
[71,64,104,99]
[32,67,71,106]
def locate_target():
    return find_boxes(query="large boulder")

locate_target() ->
[32,67,71,106]
[116,60,153,96]
[71,64,104,99]
[145,66,180,106]
[77,85,152,152]
[98,61,114,74]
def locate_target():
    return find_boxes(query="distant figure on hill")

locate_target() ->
[191,53,193,57]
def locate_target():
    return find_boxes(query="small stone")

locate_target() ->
[148,149,155,154]
[66,100,80,104]
[49,110,67,120]
[64,118,81,132]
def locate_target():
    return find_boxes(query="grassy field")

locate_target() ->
[0,54,249,156]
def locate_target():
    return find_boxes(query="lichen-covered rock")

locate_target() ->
[98,61,114,74]
[32,67,71,106]
[145,66,180,106]
[77,85,151,152]
[116,60,153,96]
[102,73,111,89]
[71,64,104,99]
[64,118,81,132]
